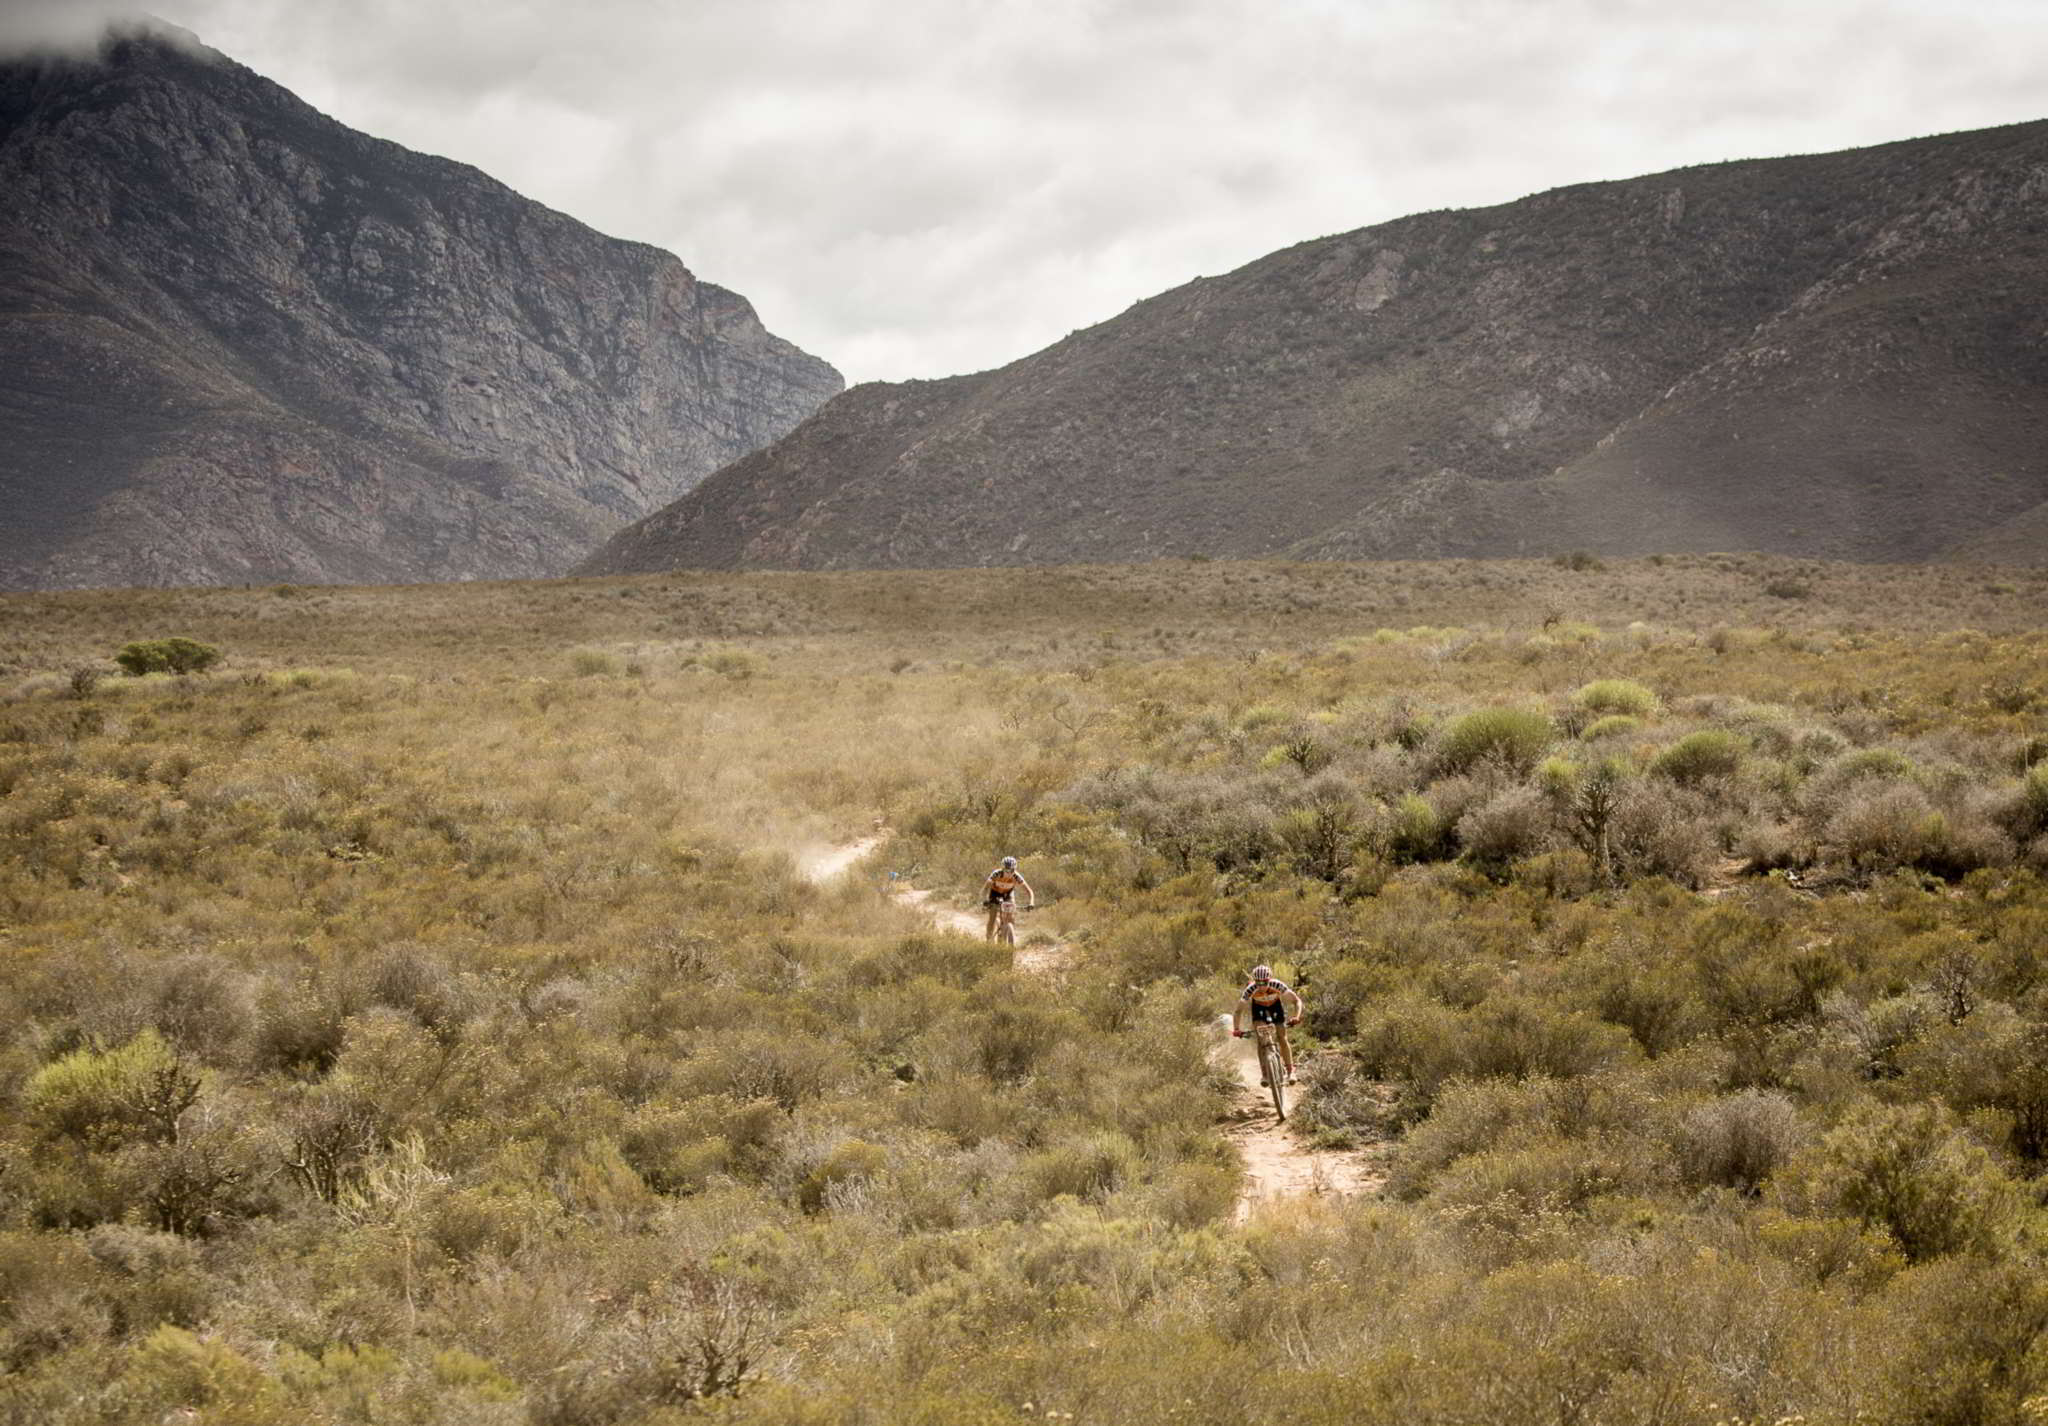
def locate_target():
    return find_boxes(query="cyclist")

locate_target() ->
[1231,965,1303,1085]
[982,855,1035,944]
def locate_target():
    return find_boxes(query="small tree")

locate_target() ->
[114,638,222,676]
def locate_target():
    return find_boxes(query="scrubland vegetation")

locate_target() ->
[3,556,2048,1424]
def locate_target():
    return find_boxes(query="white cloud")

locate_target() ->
[8,0,2047,382]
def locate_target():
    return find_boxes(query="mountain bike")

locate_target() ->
[988,899,1030,946]
[1252,1022,1288,1121]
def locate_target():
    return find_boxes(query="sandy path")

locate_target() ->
[803,837,1071,971]
[807,838,1373,1214]
[1217,1018,1380,1221]
[796,836,883,885]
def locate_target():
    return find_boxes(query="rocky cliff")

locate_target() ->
[0,25,841,590]
[583,120,2048,575]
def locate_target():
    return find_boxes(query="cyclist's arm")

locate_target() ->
[1016,875,1036,907]
[1231,994,1248,1035]
[1284,987,1305,1022]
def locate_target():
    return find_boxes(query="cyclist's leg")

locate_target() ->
[998,903,1017,946]
[984,902,999,940]
[1276,1025,1295,1079]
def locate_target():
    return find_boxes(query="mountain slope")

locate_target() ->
[583,121,2048,575]
[0,25,841,590]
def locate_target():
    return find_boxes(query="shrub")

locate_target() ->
[1998,764,2048,843]
[25,1031,193,1149]
[1572,679,1658,718]
[1827,784,2012,877]
[568,648,624,677]
[1580,714,1641,741]
[1435,707,1554,775]
[1356,995,1640,1113]
[1456,786,1555,867]
[1651,730,1744,785]
[1827,747,1916,784]
[113,639,221,676]
[1764,577,1813,600]
[696,647,757,679]
[1607,782,1719,886]
[1380,792,1453,863]
[1675,1090,1807,1194]
[1552,551,1604,572]
[1901,1005,2048,1165]
[1775,1102,2023,1261]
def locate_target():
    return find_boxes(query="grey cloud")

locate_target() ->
[11,0,2048,383]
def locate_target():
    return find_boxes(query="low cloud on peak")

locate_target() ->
[7,1,2046,383]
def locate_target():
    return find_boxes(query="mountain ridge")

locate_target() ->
[0,25,842,590]
[582,118,2048,575]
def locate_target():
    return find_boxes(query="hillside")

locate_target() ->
[584,120,2048,575]
[0,25,841,591]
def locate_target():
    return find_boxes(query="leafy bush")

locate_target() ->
[1651,730,1744,785]
[1999,764,2048,843]
[113,639,221,676]
[25,1031,192,1149]
[1572,679,1658,718]
[1579,714,1641,742]
[1775,1102,2023,1261]
[1380,792,1453,863]
[1434,707,1554,775]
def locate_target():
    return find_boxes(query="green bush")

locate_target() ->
[1381,792,1453,863]
[1651,730,1744,785]
[25,1031,193,1149]
[1572,679,1658,718]
[1579,714,1641,741]
[1776,1102,2024,1261]
[113,639,222,676]
[1434,707,1554,774]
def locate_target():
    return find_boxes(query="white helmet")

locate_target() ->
[1251,964,1274,980]
[1001,856,1018,868]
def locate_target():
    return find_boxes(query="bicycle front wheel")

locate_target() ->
[1258,1033,1286,1121]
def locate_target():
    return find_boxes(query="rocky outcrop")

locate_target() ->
[583,119,2048,575]
[0,25,841,589]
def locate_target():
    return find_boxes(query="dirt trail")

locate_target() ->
[804,837,1071,972]
[796,837,883,885]
[1217,1018,1381,1220]
[807,839,1373,1216]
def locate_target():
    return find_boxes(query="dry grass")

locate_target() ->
[1,558,2046,1423]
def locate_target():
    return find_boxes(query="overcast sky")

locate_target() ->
[7,1,2047,384]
